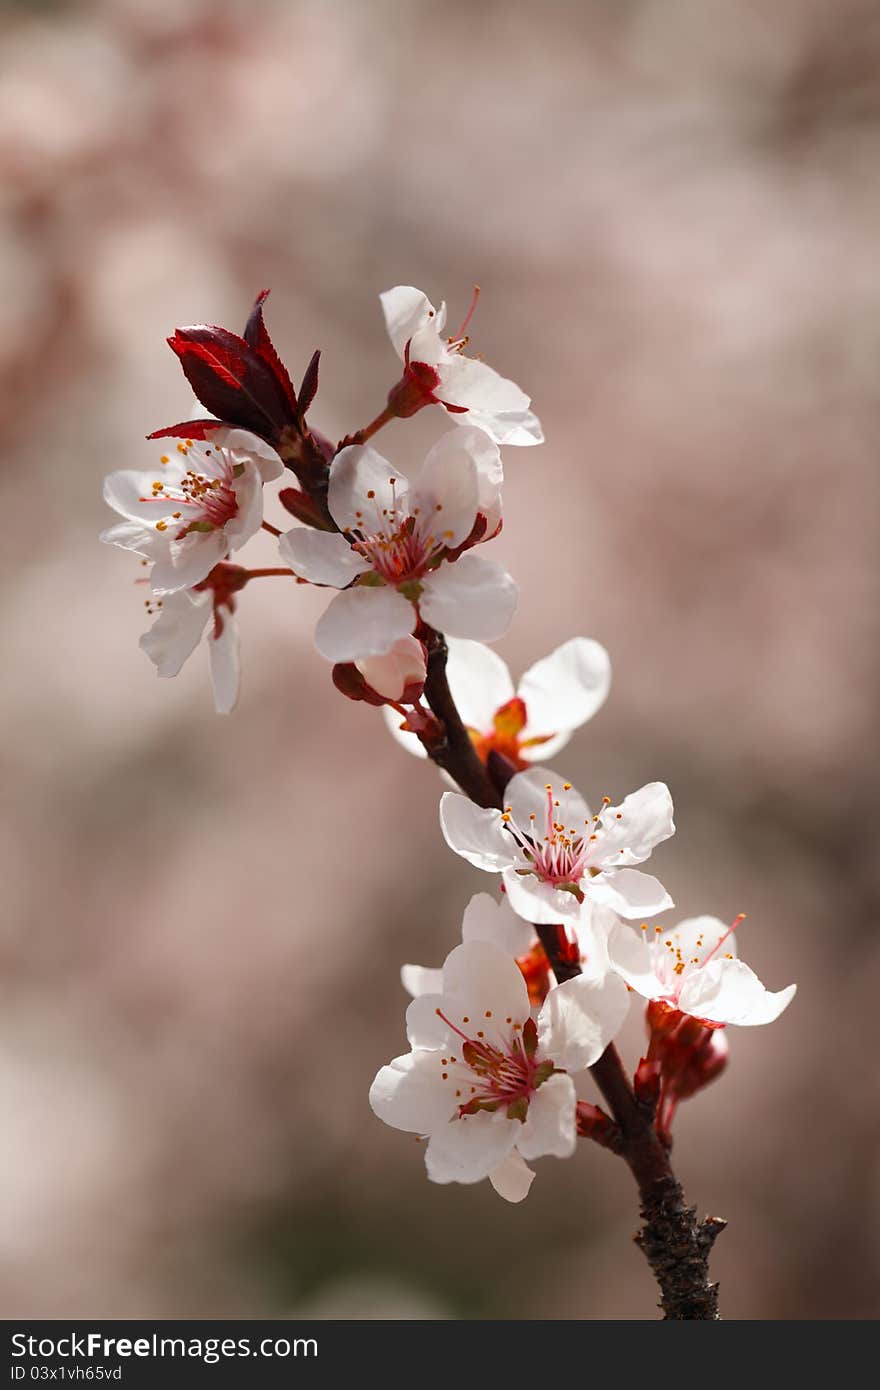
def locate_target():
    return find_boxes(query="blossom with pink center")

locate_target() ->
[440,767,675,927]
[381,286,543,447]
[101,427,283,594]
[279,428,517,663]
[607,915,796,1027]
[384,636,611,769]
[370,939,629,1202]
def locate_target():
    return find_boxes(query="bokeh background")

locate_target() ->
[1,0,878,1320]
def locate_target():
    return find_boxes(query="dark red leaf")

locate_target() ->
[243,290,298,416]
[298,349,320,418]
[167,324,295,441]
[147,418,225,441]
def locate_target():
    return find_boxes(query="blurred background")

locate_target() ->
[1,0,878,1320]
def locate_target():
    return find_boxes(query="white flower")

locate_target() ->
[381,285,543,446]
[139,586,241,715]
[280,429,517,662]
[384,636,611,767]
[440,767,675,927]
[607,915,796,1027]
[402,892,618,1007]
[370,939,629,1201]
[101,428,283,595]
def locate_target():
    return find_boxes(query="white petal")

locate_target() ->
[461,892,535,957]
[225,463,264,550]
[594,782,675,868]
[506,766,591,832]
[519,638,611,745]
[606,920,667,1001]
[440,940,531,1031]
[400,964,444,999]
[425,1111,518,1185]
[420,553,517,642]
[208,610,240,714]
[516,1073,577,1160]
[414,428,497,547]
[405,993,456,1049]
[213,427,284,482]
[357,635,426,701]
[380,285,436,359]
[102,469,181,524]
[149,528,227,595]
[678,959,796,1027]
[280,527,370,588]
[488,1150,535,1203]
[439,792,517,872]
[669,916,737,963]
[314,586,415,662]
[444,638,515,734]
[139,589,211,677]
[588,868,674,920]
[382,703,429,759]
[100,520,164,559]
[538,971,630,1073]
[501,869,585,926]
[438,355,542,448]
[327,444,400,533]
[369,1051,457,1135]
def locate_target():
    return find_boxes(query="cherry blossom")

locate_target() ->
[370,940,629,1201]
[607,915,796,1027]
[279,429,517,662]
[380,286,544,446]
[101,428,283,595]
[384,636,611,768]
[440,767,675,927]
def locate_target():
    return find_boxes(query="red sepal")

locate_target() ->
[278,486,335,531]
[332,663,386,707]
[243,289,298,416]
[298,349,321,419]
[147,418,225,442]
[167,323,295,442]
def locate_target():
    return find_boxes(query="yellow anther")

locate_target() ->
[160,454,170,464]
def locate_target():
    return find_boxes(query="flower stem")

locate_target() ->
[341,404,396,449]
[261,520,283,538]
[420,627,502,809]
[244,567,299,581]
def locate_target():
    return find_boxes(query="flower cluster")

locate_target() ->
[101,283,796,1209]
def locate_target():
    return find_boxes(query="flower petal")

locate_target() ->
[225,461,264,549]
[519,638,611,748]
[208,609,240,715]
[357,634,426,702]
[150,528,228,596]
[100,521,164,560]
[488,1150,536,1203]
[420,553,517,642]
[679,959,797,1027]
[594,782,675,868]
[444,638,515,734]
[461,892,535,957]
[438,355,543,446]
[538,971,630,1073]
[327,444,400,533]
[103,469,181,524]
[409,431,480,549]
[439,793,517,872]
[588,868,673,920]
[369,1050,457,1135]
[505,766,590,832]
[314,586,415,662]
[401,965,444,1000]
[516,1073,577,1160]
[280,527,370,587]
[214,426,284,482]
[380,285,436,359]
[606,920,667,1001]
[425,1111,518,1185]
[440,940,531,1031]
[405,993,456,1049]
[501,869,585,926]
[139,589,211,677]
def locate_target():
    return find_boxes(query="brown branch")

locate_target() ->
[420,627,502,809]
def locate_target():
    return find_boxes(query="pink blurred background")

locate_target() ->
[1,0,878,1319]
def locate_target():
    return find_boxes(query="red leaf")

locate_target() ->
[147,418,225,441]
[298,349,321,418]
[167,324,295,441]
[243,290,298,416]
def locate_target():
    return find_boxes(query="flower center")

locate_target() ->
[643,914,745,999]
[142,441,240,538]
[433,1009,554,1122]
[502,783,597,892]
[347,484,454,586]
